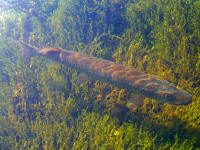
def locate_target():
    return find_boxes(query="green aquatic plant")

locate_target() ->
[48,0,126,49]
[0,0,200,149]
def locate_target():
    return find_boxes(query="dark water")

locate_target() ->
[0,0,200,149]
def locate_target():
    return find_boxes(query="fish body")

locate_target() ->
[9,38,192,105]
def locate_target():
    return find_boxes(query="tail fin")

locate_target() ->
[7,37,40,58]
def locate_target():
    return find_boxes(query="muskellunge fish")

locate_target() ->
[8,38,192,105]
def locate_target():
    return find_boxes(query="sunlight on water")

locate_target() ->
[0,0,10,9]
[0,10,5,22]
[0,0,9,22]
[0,0,16,22]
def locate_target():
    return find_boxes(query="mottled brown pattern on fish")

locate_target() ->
[132,76,157,88]
[144,83,160,92]
[126,74,148,84]
[112,70,127,81]
[104,64,124,75]
[89,60,100,70]
[127,70,143,76]
[82,58,98,68]
[156,91,172,96]
[68,54,79,65]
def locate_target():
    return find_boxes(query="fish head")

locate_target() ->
[165,89,192,105]
[155,81,192,105]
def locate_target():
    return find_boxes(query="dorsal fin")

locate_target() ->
[39,47,63,56]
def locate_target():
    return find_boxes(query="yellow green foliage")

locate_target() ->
[0,0,200,149]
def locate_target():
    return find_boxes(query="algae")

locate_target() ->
[0,0,200,149]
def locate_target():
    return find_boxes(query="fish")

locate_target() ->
[8,38,192,105]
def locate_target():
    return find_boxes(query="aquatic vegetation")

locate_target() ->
[0,0,200,149]
[48,0,126,49]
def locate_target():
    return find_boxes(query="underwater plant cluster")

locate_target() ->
[0,0,200,149]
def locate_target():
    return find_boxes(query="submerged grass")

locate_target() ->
[0,0,200,149]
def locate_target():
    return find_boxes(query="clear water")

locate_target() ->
[0,0,200,149]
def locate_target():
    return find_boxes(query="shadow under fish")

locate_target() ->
[8,38,193,105]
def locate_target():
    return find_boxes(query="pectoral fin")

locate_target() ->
[126,94,145,111]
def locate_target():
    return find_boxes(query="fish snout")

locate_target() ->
[166,92,192,105]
